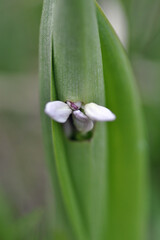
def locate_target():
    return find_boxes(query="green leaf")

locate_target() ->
[97,4,148,240]
[40,1,74,239]
[40,0,107,239]
[52,0,105,104]
[51,1,108,239]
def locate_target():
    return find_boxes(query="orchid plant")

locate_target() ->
[40,0,148,240]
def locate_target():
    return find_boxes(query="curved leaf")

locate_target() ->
[97,4,148,240]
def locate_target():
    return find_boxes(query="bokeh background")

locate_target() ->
[0,0,160,239]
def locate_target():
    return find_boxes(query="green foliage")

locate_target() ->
[40,1,148,240]
[0,190,42,240]
[118,0,160,238]
[120,0,160,59]
[0,0,42,72]
[97,5,148,239]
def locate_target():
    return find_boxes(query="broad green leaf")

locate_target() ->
[52,2,107,239]
[52,0,105,104]
[97,4,148,240]
[40,0,107,239]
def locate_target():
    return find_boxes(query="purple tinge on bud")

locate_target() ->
[66,101,82,110]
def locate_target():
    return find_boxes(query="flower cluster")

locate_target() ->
[45,100,116,133]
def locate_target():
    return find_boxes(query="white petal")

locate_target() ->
[84,103,116,122]
[73,110,94,133]
[74,101,82,109]
[44,101,72,123]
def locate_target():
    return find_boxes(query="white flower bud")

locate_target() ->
[44,100,116,133]
[72,110,94,133]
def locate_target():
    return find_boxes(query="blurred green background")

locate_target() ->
[0,0,160,239]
